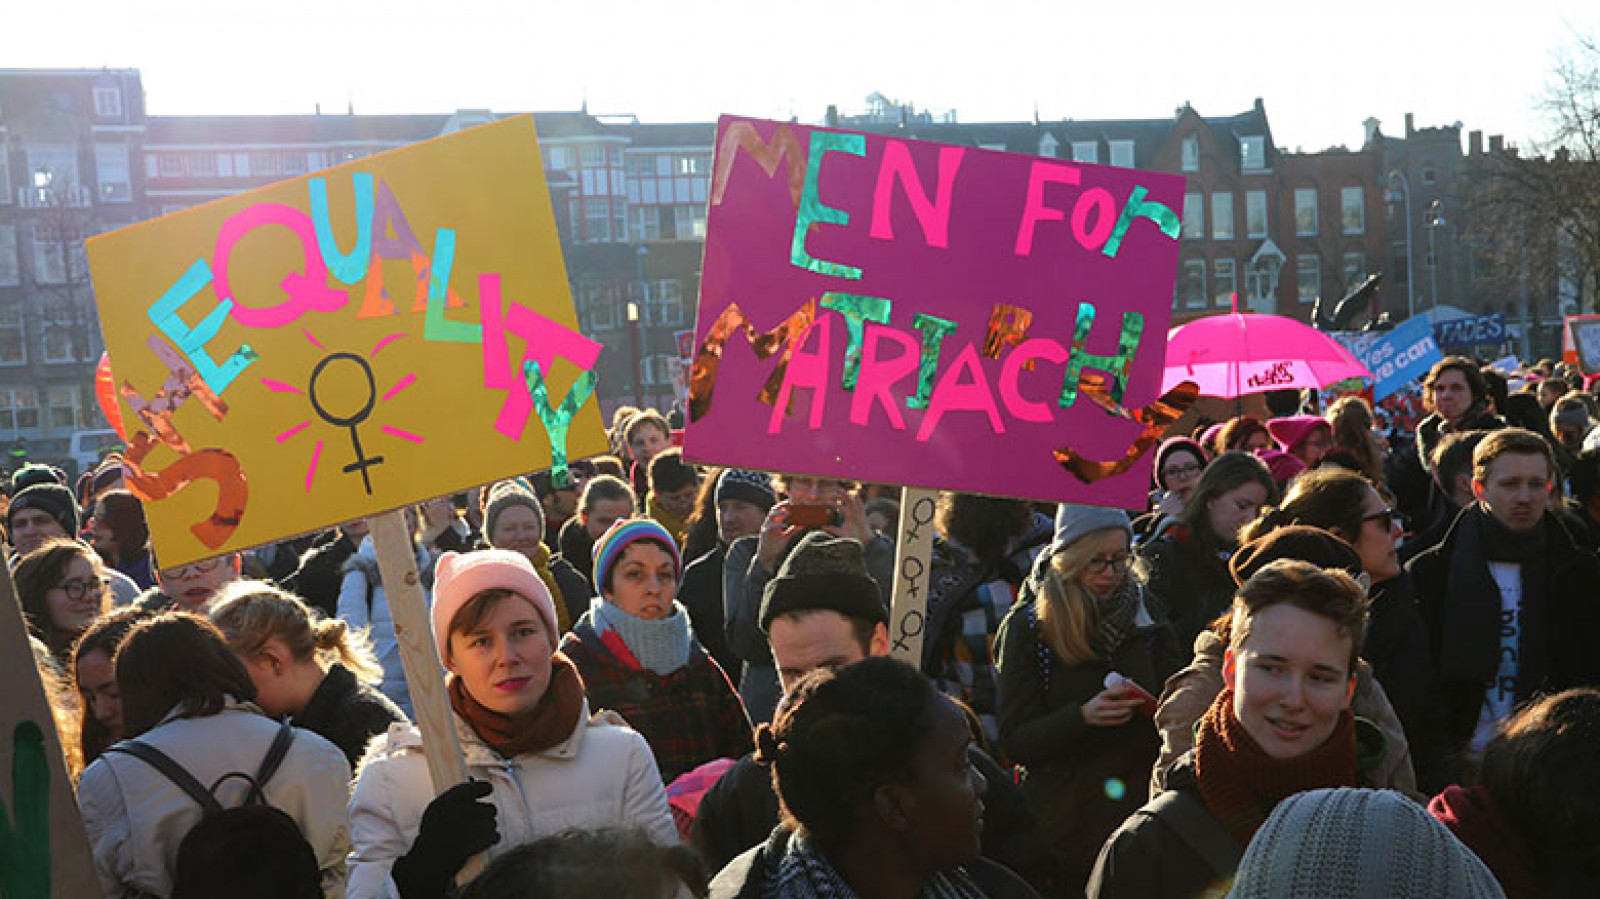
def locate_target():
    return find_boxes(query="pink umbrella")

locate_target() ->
[1161,301,1373,398]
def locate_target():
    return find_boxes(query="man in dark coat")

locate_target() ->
[1407,427,1600,783]
[692,531,1054,893]
[678,469,775,679]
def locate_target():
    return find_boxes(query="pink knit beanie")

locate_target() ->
[431,549,559,662]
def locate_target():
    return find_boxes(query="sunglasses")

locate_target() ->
[1362,508,1406,531]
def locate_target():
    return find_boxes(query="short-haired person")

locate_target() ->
[645,447,700,544]
[1406,428,1600,781]
[1148,526,1418,801]
[529,458,593,554]
[723,474,892,724]
[1137,452,1278,651]
[693,530,1055,890]
[560,519,751,785]
[77,612,352,899]
[1428,688,1600,898]
[1417,356,1504,477]
[1400,429,1489,564]
[558,474,637,589]
[482,479,589,629]
[209,581,407,768]
[679,469,777,678]
[624,410,673,500]
[348,549,676,899]
[1549,393,1594,456]
[707,658,1037,899]
[1088,561,1372,898]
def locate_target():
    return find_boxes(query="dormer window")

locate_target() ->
[1241,135,1265,171]
[1181,136,1199,172]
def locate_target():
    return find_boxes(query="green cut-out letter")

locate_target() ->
[523,360,598,489]
[820,293,892,390]
[1059,302,1144,408]
[1100,185,1181,258]
[906,313,958,410]
[425,229,482,343]
[791,131,866,279]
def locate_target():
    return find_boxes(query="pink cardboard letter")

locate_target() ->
[214,203,348,328]
[915,343,1005,442]
[1000,338,1070,423]
[479,273,603,441]
[850,324,919,429]
[1013,162,1081,256]
[868,141,965,249]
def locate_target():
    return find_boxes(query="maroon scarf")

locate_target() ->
[448,651,585,758]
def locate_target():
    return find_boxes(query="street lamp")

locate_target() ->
[1425,199,1446,313]
[1385,171,1415,318]
[626,300,644,407]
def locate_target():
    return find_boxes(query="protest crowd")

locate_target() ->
[9,353,1600,899]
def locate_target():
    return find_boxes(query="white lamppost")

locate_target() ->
[1425,199,1446,313]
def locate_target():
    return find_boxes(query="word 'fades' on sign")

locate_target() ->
[88,116,608,567]
[1354,314,1443,401]
[1433,312,1506,351]
[683,116,1192,508]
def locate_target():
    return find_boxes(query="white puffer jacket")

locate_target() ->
[346,700,677,899]
[77,701,353,899]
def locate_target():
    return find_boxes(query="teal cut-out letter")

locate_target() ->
[523,360,598,489]
[820,293,892,390]
[791,131,866,279]
[308,173,374,285]
[1100,185,1180,258]
[1059,303,1144,408]
[148,258,257,394]
[424,229,481,343]
[906,313,958,410]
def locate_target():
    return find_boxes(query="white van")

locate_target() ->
[69,429,124,477]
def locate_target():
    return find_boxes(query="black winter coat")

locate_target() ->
[679,543,738,679]
[1406,505,1600,780]
[280,530,356,619]
[292,662,408,768]
[691,748,1056,894]
[1137,527,1235,653]
[709,827,1040,899]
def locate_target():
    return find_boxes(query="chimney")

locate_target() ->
[825,105,839,128]
[1489,134,1504,153]
[1469,130,1482,156]
[1363,117,1380,146]
[1405,113,1414,136]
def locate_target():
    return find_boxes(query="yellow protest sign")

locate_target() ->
[88,116,606,567]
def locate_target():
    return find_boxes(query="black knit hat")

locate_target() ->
[715,469,776,513]
[1230,525,1363,586]
[759,530,886,632]
[8,482,81,537]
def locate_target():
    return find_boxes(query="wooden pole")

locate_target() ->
[367,509,483,882]
[887,487,939,664]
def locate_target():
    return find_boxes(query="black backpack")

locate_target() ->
[106,721,314,894]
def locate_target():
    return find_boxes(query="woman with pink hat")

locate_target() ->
[346,548,676,899]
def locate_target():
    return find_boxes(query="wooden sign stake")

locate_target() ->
[887,487,939,665]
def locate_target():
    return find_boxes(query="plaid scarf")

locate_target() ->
[762,832,987,899]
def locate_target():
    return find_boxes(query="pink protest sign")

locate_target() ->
[683,116,1196,508]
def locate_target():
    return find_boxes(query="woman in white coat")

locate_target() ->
[347,549,676,899]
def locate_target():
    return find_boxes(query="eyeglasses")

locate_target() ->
[53,577,107,601]
[1085,552,1133,576]
[162,556,226,580]
[1362,508,1406,531]
[1162,463,1202,480]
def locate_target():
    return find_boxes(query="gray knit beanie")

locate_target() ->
[484,480,544,545]
[1047,503,1132,558]
[1227,788,1506,899]
[760,530,886,632]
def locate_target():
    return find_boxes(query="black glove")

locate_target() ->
[391,780,499,899]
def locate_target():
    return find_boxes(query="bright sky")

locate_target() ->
[23,0,1600,154]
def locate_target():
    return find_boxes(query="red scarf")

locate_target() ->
[448,651,585,758]
[1193,686,1357,846]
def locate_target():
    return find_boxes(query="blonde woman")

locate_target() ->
[995,504,1180,893]
[210,580,407,767]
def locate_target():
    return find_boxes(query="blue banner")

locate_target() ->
[1433,313,1506,350]
[1357,315,1444,401]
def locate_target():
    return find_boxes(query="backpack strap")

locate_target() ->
[1138,790,1242,876]
[105,740,224,817]
[255,719,296,790]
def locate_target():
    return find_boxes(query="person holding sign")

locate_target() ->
[560,519,751,785]
[348,549,676,899]
[1088,560,1371,899]
[994,504,1179,893]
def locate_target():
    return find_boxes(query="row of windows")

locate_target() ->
[0,384,88,435]
[1060,134,1265,174]
[1175,252,1367,309]
[0,302,99,367]
[144,149,368,181]
[1181,187,1366,240]
[573,279,689,330]
[0,225,91,286]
